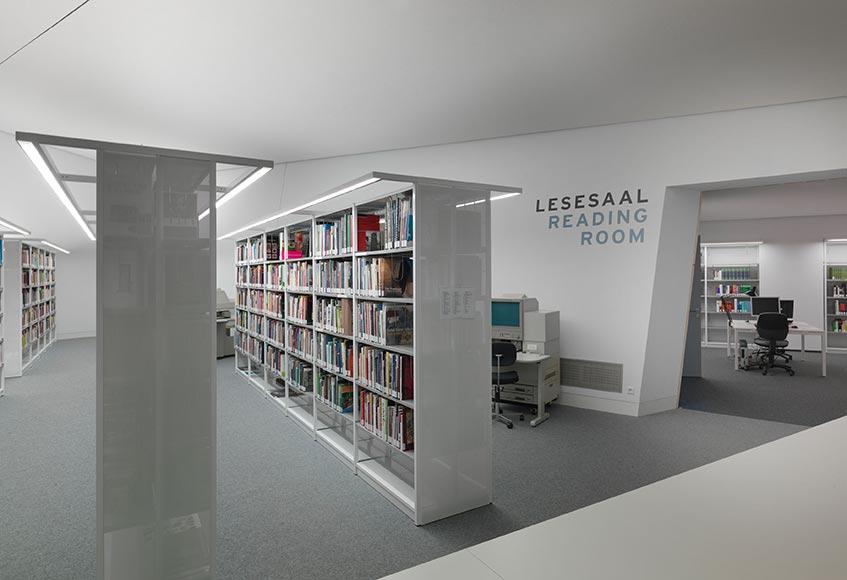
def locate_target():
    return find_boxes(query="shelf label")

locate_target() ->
[440,287,476,319]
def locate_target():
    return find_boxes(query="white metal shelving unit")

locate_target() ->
[1,241,57,377]
[232,172,517,525]
[700,242,761,348]
[824,239,847,353]
[0,236,5,396]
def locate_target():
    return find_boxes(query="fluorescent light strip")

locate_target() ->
[199,165,273,221]
[456,190,522,208]
[218,176,381,240]
[702,241,763,247]
[41,240,70,254]
[19,140,96,241]
[0,217,30,236]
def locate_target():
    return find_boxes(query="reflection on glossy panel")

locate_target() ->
[98,151,215,580]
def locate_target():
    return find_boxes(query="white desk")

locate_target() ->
[730,320,826,376]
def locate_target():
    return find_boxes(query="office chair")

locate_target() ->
[754,312,794,376]
[492,342,519,429]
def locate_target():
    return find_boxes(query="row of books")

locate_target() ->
[22,287,54,305]
[357,302,413,346]
[267,319,284,345]
[288,357,313,391]
[248,265,264,285]
[288,262,312,290]
[22,317,54,349]
[356,256,413,298]
[316,260,353,294]
[248,290,264,311]
[236,288,248,309]
[713,284,752,295]
[268,264,284,288]
[357,346,414,400]
[383,192,414,249]
[832,318,846,333]
[315,297,353,336]
[266,291,284,318]
[359,391,414,452]
[315,215,353,256]
[22,269,55,287]
[315,371,354,413]
[709,267,756,281]
[316,333,354,377]
[237,237,264,263]
[831,282,847,297]
[247,313,264,335]
[238,332,264,363]
[286,294,312,324]
[827,266,847,280]
[22,303,55,327]
[267,344,284,375]
[716,299,752,314]
[21,246,55,269]
[288,325,313,357]
[832,299,847,314]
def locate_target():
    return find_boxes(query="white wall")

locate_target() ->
[55,247,96,340]
[700,213,847,351]
[216,97,847,416]
[216,239,236,300]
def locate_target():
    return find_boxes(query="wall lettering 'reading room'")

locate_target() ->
[535,189,649,246]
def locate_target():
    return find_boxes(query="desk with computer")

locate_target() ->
[726,295,826,376]
[491,295,560,427]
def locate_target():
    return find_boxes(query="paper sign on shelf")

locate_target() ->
[440,287,476,319]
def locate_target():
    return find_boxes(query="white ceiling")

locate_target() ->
[701,178,847,222]
[1,0,846,249]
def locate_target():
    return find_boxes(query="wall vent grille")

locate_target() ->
[560,358,623,393]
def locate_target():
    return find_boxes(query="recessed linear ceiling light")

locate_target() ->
[18,140,96,242]
[41,240,71,254]
[218,176,381,240]
[0,217,31,236]
[456,191,522,208]
[199,165,273,221]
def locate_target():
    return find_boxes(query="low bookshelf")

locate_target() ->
[232,172,520,525]
[1,241,57,376]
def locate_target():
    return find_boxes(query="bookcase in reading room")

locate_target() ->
[824,239,847,352]
[0,241,57,377]
[0,236,5,395]
[231,172,519,524]
[700,242,760,348]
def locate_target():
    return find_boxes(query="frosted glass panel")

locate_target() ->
[98,151,215,580]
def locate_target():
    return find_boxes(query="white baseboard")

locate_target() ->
[57,331,96,340]
[555,387,639,417]
[637,396,679,416]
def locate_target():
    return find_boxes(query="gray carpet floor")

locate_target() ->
[680,347,847,426]
[0,338,806,580]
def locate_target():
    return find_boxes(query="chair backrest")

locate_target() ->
[492,341,517,366]
[756,312,789,342]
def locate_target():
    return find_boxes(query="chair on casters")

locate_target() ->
[492,342,519,429]
[755,312,794,376]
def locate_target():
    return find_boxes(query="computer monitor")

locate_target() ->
[752,296,780,316]
[492,299,523,341]
[780,299,794,319]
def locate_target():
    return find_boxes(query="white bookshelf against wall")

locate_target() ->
[1,241,57,377]
[231,172,520,525]
[700,242,761,348]
[0,236,5,396]
[824,239,847,353]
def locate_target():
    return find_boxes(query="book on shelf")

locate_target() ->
[316,215,353,256]
[287,261,313,290]
[358,390,414,451]
[316,260,352,294]
[356,256,413,298]
[266,344,284,375]
[357,214,382,252]
[286,294,312,324]
[248,289,265,311]
[827,266,847,280]
[357,302,413,346]
[316,333,353,376]
[266,234,281,261]
[315,297,353,335]
[287,325,313,357]
[357,345,414,400]
[287,357,313,391]
[266,319,285,344]
[384,192,413,249]
[267,264,285,289]
[316,371,353,413]
[266,292,284,318]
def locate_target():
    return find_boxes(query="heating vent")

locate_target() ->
[560,358,623,393]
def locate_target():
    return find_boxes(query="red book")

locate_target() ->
[402,356,414,400]
[357,215,381,251]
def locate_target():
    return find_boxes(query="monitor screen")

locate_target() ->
[752,296,780,315]
[780,299,794,319]
[492,301,521,327]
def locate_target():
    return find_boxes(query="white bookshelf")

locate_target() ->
[1,241,57,377]
[824,239,847,353]
[700,242,761,347]
[232,172,517,524]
